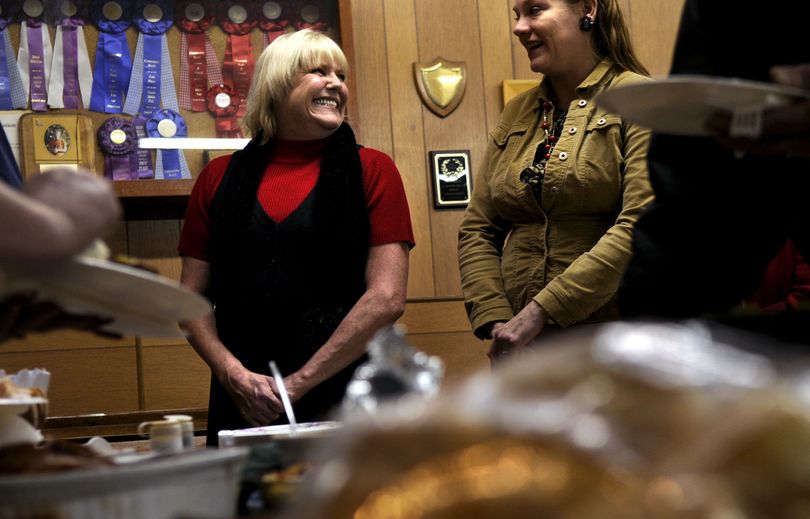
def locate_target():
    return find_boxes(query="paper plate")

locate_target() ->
[595,75,810,136]
[0,396,47,416]
[0,257,211,338]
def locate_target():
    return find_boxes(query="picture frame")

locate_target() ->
[502,79,539,107]
[429,149,472,209]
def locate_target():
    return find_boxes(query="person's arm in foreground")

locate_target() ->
[0,169,121,260]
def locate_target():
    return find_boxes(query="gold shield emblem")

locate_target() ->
[413,58,467,118]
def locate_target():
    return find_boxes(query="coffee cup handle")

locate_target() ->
[137,421,154,437]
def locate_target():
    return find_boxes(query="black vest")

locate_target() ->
[203,134,369,445]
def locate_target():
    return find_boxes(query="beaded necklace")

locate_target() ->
[520,98,568,202]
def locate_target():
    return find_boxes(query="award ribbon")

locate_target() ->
[294,2,328,32]
[218,1,257,118]
[98,116,138,180]
[48,1,93,109]
[132,114,154,179]
[258,1,288,47]
[89,0,133,113]
[0,6,27,109]
[207,84,242,138]
[17,0,53,111]
[146,109,191,180]
[176,0,223,112]
[124,0,178,117]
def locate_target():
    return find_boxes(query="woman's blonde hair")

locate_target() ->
[569,0,648,76]
[242,29,350,143]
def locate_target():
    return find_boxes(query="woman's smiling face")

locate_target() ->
[512,0,591,78]
[275,61,348,140]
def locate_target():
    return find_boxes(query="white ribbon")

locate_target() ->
[16,21,53,103]
[48,25,93,109]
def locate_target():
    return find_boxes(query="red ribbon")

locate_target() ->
[259,2,289,47]
[177,0,217,112]
[207,84,243,138]
[218,1,258,118]
[293,1,330,32]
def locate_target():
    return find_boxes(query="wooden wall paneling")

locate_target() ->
[0,331,134,353]
[398,298,472,334]
[478,0,520,130]
[380,0,434,298]
[406,332,487,384]
[627,0,685,76]
[349,0,394,152]
[415,0,488,297]
[0,347,139,416]
[338,0,361,127]
[126,219,183,281]
[140,344,211,410]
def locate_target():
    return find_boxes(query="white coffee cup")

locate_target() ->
[164,414,194,449]
[138,420,183,454]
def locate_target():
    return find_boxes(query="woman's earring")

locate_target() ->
[580,14,594,31]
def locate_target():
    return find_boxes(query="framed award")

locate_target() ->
[19,112,95,178]
[429,150,471,209]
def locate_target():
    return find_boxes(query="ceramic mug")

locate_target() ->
[138,419,183,454]
[164,414,195,449]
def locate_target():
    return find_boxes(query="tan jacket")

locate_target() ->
[458,61,653,335]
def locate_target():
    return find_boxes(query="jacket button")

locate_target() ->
[559,152,568,160]
[550,185,560,194]
[568,127,577,134]
[597,118,606,125]
[577,99,587,107]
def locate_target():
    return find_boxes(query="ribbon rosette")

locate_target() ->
[176,0,224,112]
[89,0,133,113]
[258,1,289,47]
[294,1,329,32]
[17,0,53,111]
[218,0,258,118]
[207,84,242,138]
[146,109,191,180]
[47,1,93,109]
[0,5,26,109]
[98,116,138,180]
[124,0,180,117]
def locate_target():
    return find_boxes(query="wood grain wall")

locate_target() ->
[1,0,685,418]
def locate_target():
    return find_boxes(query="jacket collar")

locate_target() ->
[536,59,616,107]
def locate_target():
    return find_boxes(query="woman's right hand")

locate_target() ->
[221,365,284,426]
[488,302,547,364]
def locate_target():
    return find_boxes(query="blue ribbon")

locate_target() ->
[0,9,26,110]
[125,0,173,117]
[89,0,133,113]
[146,109,191,180]
[0,32,12,110]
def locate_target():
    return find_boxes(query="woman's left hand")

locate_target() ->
[489,301,547,361]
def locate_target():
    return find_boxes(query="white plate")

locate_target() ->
[0,396,47,415]
[0,257,211,338]
[595,75,810,136]
[218,421,342,446]
[0,447,249,519]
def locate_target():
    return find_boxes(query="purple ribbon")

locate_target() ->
[98,116,138,180]
[132,114,154,179]
[146,109,188,180]
[58,17,84,108]
[90,0,132,113]
[25,19,48,111]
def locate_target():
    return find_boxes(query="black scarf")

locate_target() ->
[208,122,370,298]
